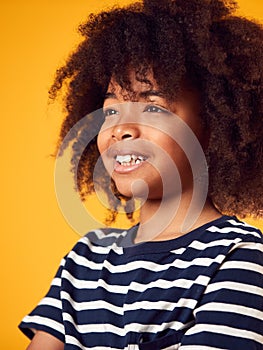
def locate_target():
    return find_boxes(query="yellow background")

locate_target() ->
[1,1,262,348]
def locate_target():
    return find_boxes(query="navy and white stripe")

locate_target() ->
[19,215,263,349]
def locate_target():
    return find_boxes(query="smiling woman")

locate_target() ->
[13,0,263,349]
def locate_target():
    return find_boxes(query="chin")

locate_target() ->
[114,179,148,200]
[116,181,166,203]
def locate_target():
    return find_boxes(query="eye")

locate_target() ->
[103,108,119,118]
[144,105,170,114]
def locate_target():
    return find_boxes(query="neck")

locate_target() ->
[135,189,221,243]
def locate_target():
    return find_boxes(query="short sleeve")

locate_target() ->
[18,257,66,343]
[180,240,263,349]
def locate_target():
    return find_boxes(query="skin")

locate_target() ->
[26,331,63,349]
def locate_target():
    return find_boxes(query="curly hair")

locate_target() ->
[50,0,263,222]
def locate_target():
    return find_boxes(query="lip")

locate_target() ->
[108,147,149,159]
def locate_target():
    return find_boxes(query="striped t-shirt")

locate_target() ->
[19,215,263,349]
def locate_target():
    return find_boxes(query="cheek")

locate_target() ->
[96,130,114,176]
[155,137,190,178]
[97,129,108,155]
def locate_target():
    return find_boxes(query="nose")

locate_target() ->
[112,123,140,141]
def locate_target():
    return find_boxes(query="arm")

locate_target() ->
[26,331,64,350]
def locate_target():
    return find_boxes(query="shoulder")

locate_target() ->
[185,216,263,266]
[63,226,136,263]
[205,215,263,244]
[207,216,263,270]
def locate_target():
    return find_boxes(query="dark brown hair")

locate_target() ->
[50,0,263,222]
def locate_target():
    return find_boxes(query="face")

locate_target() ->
[97,73,205,201]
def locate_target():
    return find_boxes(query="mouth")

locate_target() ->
[104,141,151,174]
[112,153,149,174]
[115,154,147,166]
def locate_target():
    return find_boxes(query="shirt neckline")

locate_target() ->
[122,215,236,255]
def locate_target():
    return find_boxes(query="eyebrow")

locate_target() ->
[139,90,165,99]
[104,90,165,101]
[104,92,116,100]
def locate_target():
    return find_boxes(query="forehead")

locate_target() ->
[106,70,161,97]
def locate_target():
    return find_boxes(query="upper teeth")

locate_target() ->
[116,154,145,165]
